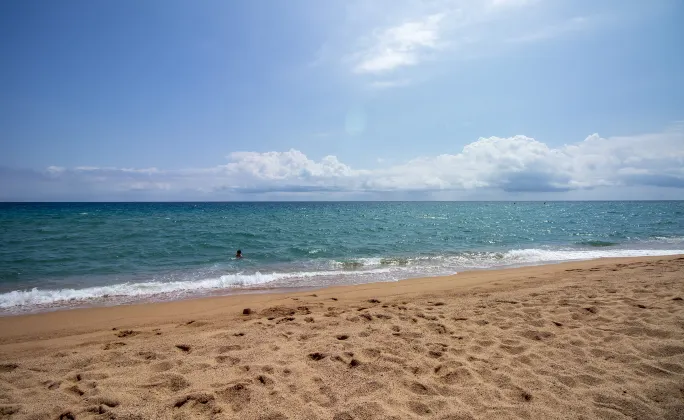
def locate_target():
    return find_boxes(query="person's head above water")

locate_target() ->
[236,249,242,258]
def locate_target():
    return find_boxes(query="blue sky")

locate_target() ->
[1,0,683,200]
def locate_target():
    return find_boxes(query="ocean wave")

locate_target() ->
[491,248,684,265]
[331,257,413,268]
[2,248,682,312]
[0,267,394,310]
[645,236,684,244]
[332,247,684,270]
[574,240,619,247]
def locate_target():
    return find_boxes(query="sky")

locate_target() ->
[1,0,683,201]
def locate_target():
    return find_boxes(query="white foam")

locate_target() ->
[438,248,684,268]
[501,248,684,263]
[642,236,684,244]
[0,267,395,309]
[2,248,682,311]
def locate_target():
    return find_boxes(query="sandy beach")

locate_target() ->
[1,255,683,419]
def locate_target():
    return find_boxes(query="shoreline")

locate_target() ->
[1,254,681,339]
[3,249,684,318]
[1,254,683,419]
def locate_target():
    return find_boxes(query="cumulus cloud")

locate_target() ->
[2,126,683,201]
[222,150,356,180]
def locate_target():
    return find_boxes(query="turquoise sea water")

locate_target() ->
[1,201,683,314]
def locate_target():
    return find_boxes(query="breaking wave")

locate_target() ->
[2,247,682,313]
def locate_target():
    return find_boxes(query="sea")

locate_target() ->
[1,201,683,315]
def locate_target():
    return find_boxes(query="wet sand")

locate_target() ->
[1,255,683,419]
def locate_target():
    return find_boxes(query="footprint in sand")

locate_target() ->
[219,344,242,352]
[257,374,275,386]
[44,380,61,390]
[66,385,85,396]
[102,342,126,350]
[143,373,190,392]
[115,330,139,338]
[308,352,327,361]
[172,392,222,416]
[0,363,18,373]
[89,396,119,408]
[217,383,251,412]
[408,400,432,416]
[406,381,434,395]
[150,361,174,372]
[0,406,21,417]
[137,351,162,360]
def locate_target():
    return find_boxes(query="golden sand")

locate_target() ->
[1,255,683,419]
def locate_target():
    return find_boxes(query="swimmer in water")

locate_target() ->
[236,249,243,259]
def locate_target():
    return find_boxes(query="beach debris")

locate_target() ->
[242,308,252,315]
[257,375,274,386]
[308,352,326,361]
[175,344,191,352]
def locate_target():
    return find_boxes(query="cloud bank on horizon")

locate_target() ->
[3,125,683,201]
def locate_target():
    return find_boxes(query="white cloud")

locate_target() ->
[3,125,683,200]
[46,166,65,174]
[222,149,357,180]
[331,0,623,88]
[352,13,445,74]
